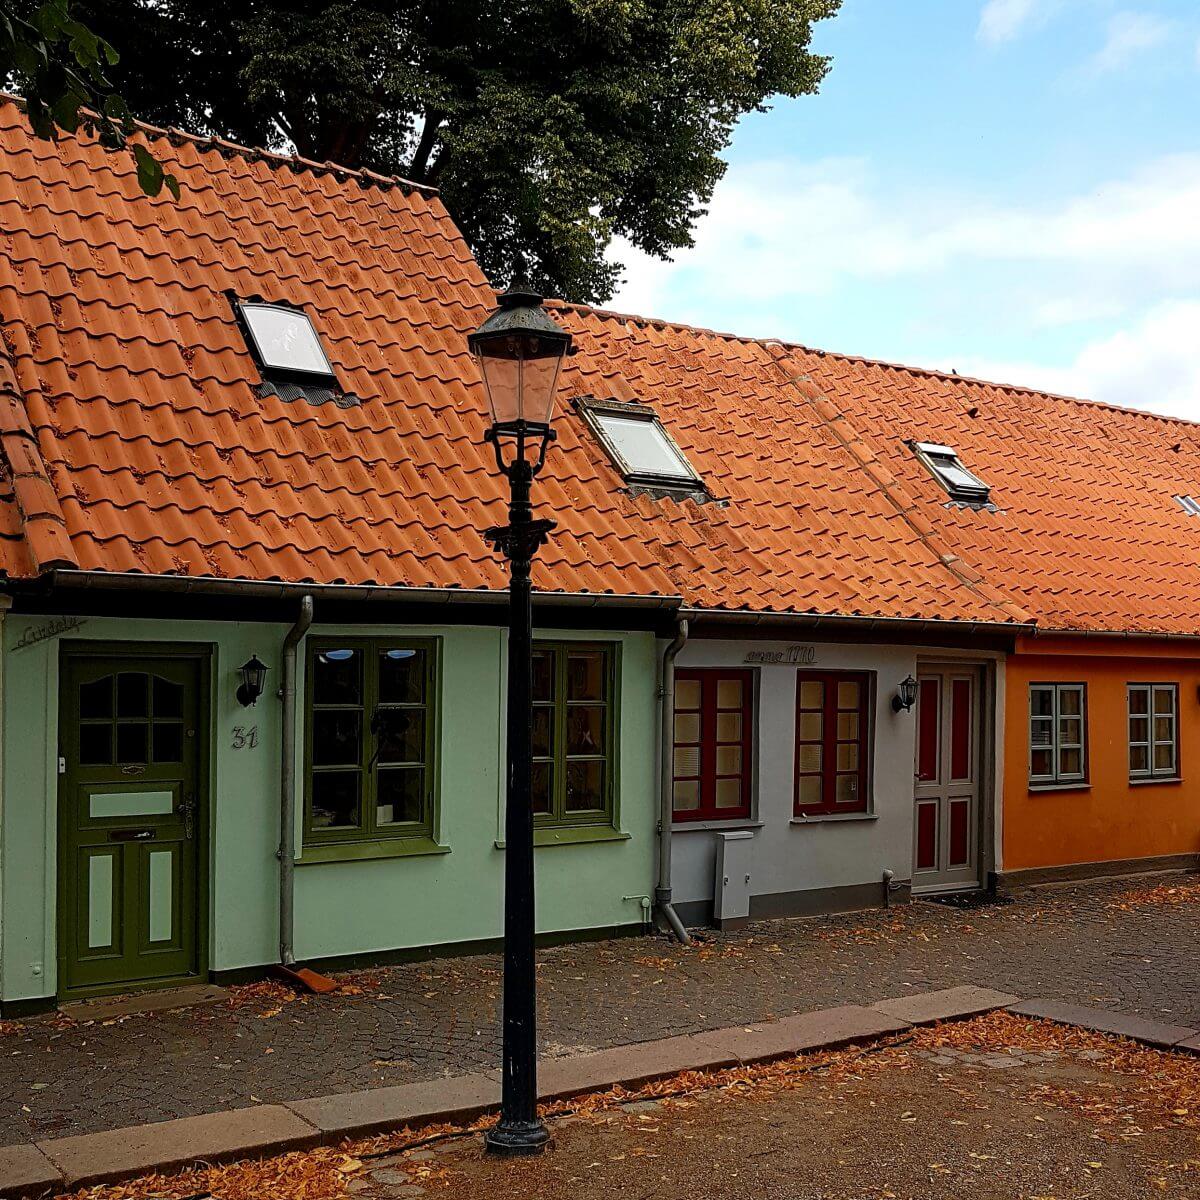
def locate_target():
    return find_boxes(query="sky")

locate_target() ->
[609,0,1200,419]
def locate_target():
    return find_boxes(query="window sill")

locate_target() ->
[297,836,450,865]
[495,826,632,850]
[672,818,765,833]
[1129,775,1182,787]
[790,811,878,825]
[1027,782,1090,794]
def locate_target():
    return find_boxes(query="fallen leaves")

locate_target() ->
[1105,876,1200,911]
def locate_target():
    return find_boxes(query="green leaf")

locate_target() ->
[163,173,181,201]
[132,142,164,197]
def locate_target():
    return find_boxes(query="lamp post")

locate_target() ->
[468,282,573,1156]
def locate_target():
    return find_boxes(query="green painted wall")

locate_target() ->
[0,613,658,1001]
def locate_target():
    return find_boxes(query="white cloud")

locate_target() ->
[977,0,1048,44]
[957,300,1200,418]
[1086,10,1172,74]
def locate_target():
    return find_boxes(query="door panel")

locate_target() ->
[59,653,205,997]
[912,665,983,893]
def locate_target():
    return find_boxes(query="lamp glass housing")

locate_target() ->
[238,655,269,706]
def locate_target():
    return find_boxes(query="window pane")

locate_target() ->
[1128,688,1149,715]
[674,747,700,778]
[378,648,424,704]
[532,651,555,703]
[153,676,183,719]
[1059,747,1082,776]
[1154,717,1173,743]
[716,746,742,775]
[116,722,148,763]
[715,779,742,809]
[1058,717,1081,745]
[673,780,699,811]
[595,413,694,479]
[797,744,822,773]
[376,768,423,825]
[798,712,823,742]
[1030,748,1052,777]
[153,723,184,763]
[117,673,149,718]
[80,677,113,719]
[675,679,700,710]
[314,649,362,705]
[1130,744,1149,773]
[532,706,554,758]
[837,713,859,741]
[1030,717,1053,748]
[836,743,859,771]
[1154,743,1175,772]
[674,713,700,744]
[566,761,604,811]
[1153,688,1175,714]
[835,775,860,804]
[1030,688,1054,717]
[716,679,743,709]
[80,723,112,764]
[716,712,742,742]
[837,681,860,710]
[797,775,822,808]
[1129,716,1149,744]
[567,652,606,701]
[375,709,424,764]
[531,761,552,814]
[799,680,824,710]
[241,303,333,376]
[567,706,605,756]
[312,771,360,828]
[1059,687,1082,716]
[313,710,361,766]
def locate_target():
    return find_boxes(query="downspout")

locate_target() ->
[656,617,691,944]
[278,595,313,967]
[0,596,9,998]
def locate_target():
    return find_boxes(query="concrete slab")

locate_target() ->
[0,1144,61,1199]
[1176,1033,1200,1054]
[56,983,228,1023]
[872,986,1020,1026]
[37,1104,319,1187]
[285,1072,500,1140]
[1009,999,1198,1049]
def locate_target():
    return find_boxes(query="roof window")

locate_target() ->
[576,397,703,493]
[237,300,335,383]
[1175,495,1200,515]
[912,441,990,505]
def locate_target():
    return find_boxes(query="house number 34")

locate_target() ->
[231,725,259,750]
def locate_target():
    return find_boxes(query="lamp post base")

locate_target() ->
[485,1117,551,1156]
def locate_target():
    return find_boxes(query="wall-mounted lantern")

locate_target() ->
[237,655,269,707]
[892,674,918,713]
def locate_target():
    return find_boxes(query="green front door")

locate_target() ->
[58,650,207,998]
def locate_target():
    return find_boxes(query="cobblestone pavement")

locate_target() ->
[2,874,1198,1145]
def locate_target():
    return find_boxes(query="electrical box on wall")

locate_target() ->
[713,830,755,930]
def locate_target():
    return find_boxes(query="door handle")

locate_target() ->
[110,828,156,842]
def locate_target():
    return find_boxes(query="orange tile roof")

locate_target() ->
[0,99,1024,628]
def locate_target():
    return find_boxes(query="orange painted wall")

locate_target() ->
[1003,641,1200,871]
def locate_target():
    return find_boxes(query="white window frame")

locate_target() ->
[912,442,990,504]
[1127,683,1179,781]
[1028,682,1087,786]
[575,397,704,491]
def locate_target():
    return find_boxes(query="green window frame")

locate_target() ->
[304,637,439,846]
[531,641,618,827]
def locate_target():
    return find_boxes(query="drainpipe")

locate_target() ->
[0,596,9,997]
[656,618,691,944]
[278,595,313,967]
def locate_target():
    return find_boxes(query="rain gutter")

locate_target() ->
[678,607,1035,637]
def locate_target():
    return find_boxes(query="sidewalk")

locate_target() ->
[1,873,1197,1149]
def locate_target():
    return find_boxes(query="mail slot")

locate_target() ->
[109,828,157,842]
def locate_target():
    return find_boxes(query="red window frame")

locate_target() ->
[672,669,753,822]
[793,670,872,816]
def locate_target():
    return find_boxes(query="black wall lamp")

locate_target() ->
[892,674,918,713]
[237,655,269,707]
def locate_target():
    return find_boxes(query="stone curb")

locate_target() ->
[0,986,1012,1198]
[1008,998,1200,1049]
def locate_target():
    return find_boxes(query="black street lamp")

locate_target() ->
[469,282,573,1156]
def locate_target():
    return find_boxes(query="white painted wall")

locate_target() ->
[668,637,1003,912]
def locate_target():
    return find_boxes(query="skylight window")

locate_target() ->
[238,301,335,382]
[912,442,991,505]
[576,398,703,491]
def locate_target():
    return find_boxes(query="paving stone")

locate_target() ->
[36,1105,319,1187]
[1009,999,1199,1049]
[872,985,1019,1026]
[0,1143,61,1198]
[285,1073,499,1140]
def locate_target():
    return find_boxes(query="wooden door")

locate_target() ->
[912,665,982,893]
[58,651,205,998]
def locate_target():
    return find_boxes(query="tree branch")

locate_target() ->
[408,108,445,181]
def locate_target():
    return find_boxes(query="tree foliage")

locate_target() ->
[67,0,839,300]
[1,0,178,196]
